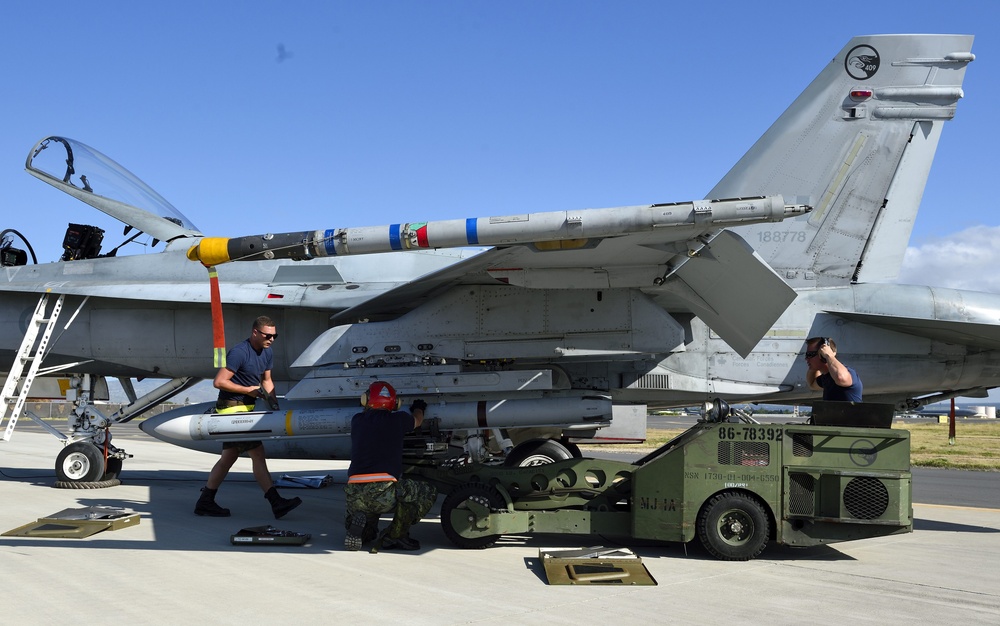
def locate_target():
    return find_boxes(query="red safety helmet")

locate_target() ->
[361,381,400,410]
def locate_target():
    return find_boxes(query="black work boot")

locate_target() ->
[194,487,231,517]
[373,529,420,552]
[264,486,302,519]
[345,511,366,551]
[381,534,420,551]
[362,516,380,545]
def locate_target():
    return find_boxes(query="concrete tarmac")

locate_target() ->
[1,431,998,625]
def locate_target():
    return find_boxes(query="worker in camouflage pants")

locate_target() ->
[344,478,437,550]
[344,382,437,551]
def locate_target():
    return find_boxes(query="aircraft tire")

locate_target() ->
[55,442,109,485]
[503,438,573,467]
[441,482,506,549]
[560,439,583,459]
[696,491,771,561]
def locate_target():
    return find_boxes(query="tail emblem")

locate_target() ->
[845,45,880,80]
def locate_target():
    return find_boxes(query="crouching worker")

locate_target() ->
[344,381,437,551]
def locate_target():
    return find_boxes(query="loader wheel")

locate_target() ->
[503,439,573,467]
[697,491,770,561]
[55,442,106,483]
[441,483,507,549]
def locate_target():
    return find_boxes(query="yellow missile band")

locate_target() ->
[285,410,294,435]
[187,238,233,265]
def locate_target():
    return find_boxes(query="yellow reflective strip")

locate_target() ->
[213,347,227,368]
[216,404,252,414]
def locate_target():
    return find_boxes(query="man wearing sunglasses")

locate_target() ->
[804,336,863,402]
[194,315,303,519]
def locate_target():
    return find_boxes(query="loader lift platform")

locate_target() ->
[410,403,912,561]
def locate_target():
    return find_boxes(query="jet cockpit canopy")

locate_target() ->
[25,136,202,246]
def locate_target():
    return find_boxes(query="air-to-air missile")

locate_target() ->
[186,195,809,265]
[139,395,611,455]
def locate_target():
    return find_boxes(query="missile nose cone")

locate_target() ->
[139,411,193,444]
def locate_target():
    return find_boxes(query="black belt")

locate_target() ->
[217,397,254,409]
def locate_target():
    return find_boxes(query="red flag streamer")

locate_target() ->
[948,398,956,445]
[208,266,226,368]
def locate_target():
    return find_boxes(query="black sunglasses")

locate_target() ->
[804,350,818,358]
[256,330,278,340]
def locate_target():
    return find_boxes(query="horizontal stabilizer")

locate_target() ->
[832,311,1000,352]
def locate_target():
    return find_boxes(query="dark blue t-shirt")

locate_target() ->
[348,409,416,480]
[817,366,863,402]
[217,338,273,405]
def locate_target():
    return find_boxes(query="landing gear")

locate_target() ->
[55,441,120,489]
[696,491,771,561]
[440,482,508,549]
[48,375,199,488]
[503,438,574,467]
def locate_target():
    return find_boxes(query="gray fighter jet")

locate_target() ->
[0,34,987,486]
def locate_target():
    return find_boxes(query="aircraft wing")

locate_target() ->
[325,212,801,357]
[186,196,808,357]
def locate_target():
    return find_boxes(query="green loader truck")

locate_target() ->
[412,402,912,560]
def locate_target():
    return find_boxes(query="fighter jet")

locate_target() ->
[0,34,987,487]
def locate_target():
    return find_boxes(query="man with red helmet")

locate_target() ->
[344,381,437,551]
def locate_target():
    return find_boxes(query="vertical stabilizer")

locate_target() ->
[711,35,974,288]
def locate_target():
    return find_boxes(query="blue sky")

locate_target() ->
[3,2,1000,401]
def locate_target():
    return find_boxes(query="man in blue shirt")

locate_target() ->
[805,337,863,402]
[194,316,302,519]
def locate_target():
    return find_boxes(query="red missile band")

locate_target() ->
[477,401,488,428]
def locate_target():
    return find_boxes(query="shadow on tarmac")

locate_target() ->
[914,517,1000,533]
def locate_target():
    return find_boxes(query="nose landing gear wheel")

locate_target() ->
[54,442,120,489]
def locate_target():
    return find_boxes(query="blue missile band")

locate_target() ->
[322,229,337,256]
[466,218,479,245]
[389,224,403,250]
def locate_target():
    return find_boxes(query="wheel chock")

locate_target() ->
[539,546,656,585]
[3,506,139,538]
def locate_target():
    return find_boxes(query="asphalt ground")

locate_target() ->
[1,429,998,624]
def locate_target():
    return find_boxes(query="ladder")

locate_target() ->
[1,293,65,441]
